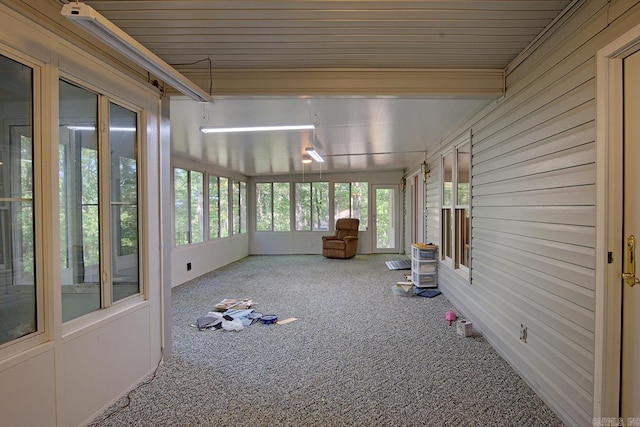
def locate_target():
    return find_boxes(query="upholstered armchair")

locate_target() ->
[322,218,360,259]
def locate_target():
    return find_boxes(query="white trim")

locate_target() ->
[371,184,401,254]
[594,22,640,420]
[0,44,50,361]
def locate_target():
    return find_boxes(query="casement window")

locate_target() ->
[441,142,470,272]
[334,182,368,231]
[0,52,42,347]
[256,182,290,231]
[174,168,204,245]
[232,180,247,235]
[295,182,329,231]
[59,79,141,322]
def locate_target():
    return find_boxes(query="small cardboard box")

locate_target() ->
[392,282,415,297]
[457,319,473,337]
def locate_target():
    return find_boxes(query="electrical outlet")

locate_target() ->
[187,262,192,271]
[520,324,527,343]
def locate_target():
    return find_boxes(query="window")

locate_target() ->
[219,177,229,238]
[334,182,368,231]
[295,182,329,231]
[456,145,470,269]
[256,182,290,231]
[442,153,453,260]
[109,103,140,302]
[0,53,38,346]
[441,142,470,271]
[59,80,141,322]
[208,175,221,239]
[173,168,203,245]
[240,181,247,234]
[232,180,247,235]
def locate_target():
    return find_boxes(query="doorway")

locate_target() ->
[596,23,640,420]
[372,185,399,253]
[621,48,640,420]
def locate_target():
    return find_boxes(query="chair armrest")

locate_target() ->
[343,235,358,241]
[322,235,338,242]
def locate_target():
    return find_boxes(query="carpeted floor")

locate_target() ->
[89,254,564,426]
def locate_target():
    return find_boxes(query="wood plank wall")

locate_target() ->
[425,1,640,425]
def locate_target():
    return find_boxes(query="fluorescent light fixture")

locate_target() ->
[200,124,315,134]
[306,147,325,163]
[61,2,213,103]
[302,155,312,164]
[66,125,136,132]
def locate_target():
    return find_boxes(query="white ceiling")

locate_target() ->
[171,96,490,175]
[75,0,573,176]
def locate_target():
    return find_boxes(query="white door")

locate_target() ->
[621,49,640,419]
[372,185,398,253]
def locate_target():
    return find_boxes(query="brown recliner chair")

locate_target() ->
[322,218,360,259]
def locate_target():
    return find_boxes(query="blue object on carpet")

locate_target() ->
[415,289,441,298]
[385,259,411,270]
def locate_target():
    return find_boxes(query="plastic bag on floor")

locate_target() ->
[221,318,244,331]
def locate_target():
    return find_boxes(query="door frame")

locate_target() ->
[595,22,640,419]
[371,184,400,253]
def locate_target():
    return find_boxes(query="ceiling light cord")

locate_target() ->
[170,55,213,97]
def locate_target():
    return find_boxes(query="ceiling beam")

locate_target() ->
[181,68,504,97]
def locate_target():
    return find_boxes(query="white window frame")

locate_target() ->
[295,181,330,232]
[58,77,146,325]
[232,179,247,235]
[255,181,291,232]
[440,134,471,278]
[0,46,47,359]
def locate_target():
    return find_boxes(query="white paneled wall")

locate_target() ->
[426,1,640,426]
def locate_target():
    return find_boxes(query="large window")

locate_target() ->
[295,182,329,231]
[0,53,37,346]
[59,80,141,322]
[174,168,203,245]
[441,142,470,271]
[334,182,368,231]
[256,182,290,231]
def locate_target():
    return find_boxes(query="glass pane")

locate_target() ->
[240,181,247,234]
[352,182,368,231]
[295,183,310,231]
[256,183,272,231]
[110,102,139,302]
[208,176,219,239]
[174,168,189,245]
[312,182,329,231]
[59,144,68,269]
[456,208,470,268]
[443,153,453,207]
[190,171,204,243]
[273,182,290,231]
[376,188,395,249]
[334,182,350,220]
[219,177,229,237]
[457,144,470,206]
[232,180,240,234]
[442,208,452,260]
[0,55,36,344]
[59,79,100,322]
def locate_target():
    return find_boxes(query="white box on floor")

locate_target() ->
[457,319,473,337]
